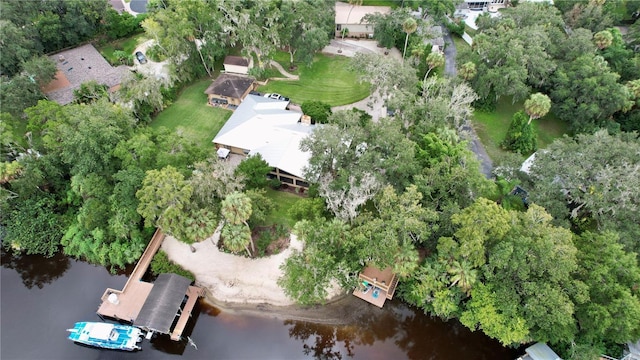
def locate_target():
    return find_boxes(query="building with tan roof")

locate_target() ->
[334,1,391,38]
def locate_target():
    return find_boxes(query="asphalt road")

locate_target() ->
[442,28,494,178]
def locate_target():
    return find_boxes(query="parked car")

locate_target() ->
[135,51,147,64]
[264,93,290,102]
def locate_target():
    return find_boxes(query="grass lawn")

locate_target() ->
[472,97,568,162]
[97,33,146,65]
[271,50,300,76]
[452,35,471,52]
[361,0,400,7]
[150,78,232,149]
[258,54,370,106]
[264,188,305,228]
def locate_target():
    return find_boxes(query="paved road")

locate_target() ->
[443,30,457,76]
[442,28,493,178]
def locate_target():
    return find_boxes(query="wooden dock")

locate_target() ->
[170,286,205,341]
[97,229,165,322]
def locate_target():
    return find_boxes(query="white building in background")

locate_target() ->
[334,1,390,38]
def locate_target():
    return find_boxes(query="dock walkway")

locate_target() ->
[97,229,165,321]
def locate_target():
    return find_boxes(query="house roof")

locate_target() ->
[524,343,562,360]
[204,74,255,99]
[335,1,391,25]
[43,44,129,105]
[213,95,314,179]
[224,55,249,67]
[134,273,192,334]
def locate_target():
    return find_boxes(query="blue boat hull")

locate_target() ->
[67,322,143,351]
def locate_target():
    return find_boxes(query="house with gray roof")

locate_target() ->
[213,94,315,188]
[43,44,129,105]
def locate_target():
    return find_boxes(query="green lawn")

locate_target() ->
[452,35,471,52]
[264,188,305,228]
[258,54,371,106]
[150,79,232,149]
[472,97,568,162]
[361,0,400,7]
[271,50,300,75]
[97,33,146,65]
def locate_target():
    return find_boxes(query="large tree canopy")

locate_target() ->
[527,130,640,253]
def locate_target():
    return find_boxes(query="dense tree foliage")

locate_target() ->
[279,218,360,305]
[2,1,639,356]
[0,0,109,75]
[459,1,638,134]
[526,130,640,253]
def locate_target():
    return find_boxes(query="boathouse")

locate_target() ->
[352,265,399,308]
[135,273,203,341]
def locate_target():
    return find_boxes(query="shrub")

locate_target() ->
[235,154,273,189]
[150,250,195,282]
[445,19,465,37]
[501,111,537,155]
[288,197,327,221]
[301,101,332,124]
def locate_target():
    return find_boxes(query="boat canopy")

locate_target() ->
[135,273,192,334]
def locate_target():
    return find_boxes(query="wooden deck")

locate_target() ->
[170,286,205,341]
[352,266,399,308]
[97,229,165,322]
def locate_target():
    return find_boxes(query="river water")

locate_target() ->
[1,250,518,360]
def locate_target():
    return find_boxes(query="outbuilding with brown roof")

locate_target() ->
[204,74,255,107]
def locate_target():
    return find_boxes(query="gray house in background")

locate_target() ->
[43,44,129,105]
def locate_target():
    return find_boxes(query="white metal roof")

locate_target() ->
[213,95,314,179]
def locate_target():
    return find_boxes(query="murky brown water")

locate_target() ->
[1,249,518,359]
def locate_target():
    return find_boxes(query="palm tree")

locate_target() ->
[393,241,419,278]
[447,259,477,296]
[423,52,444,82]
[221,223,252,257]
[524,92,551,125]
[458,61,477,81]
[221,192,252,225]
[221,192,255,255]
[402,18,417,60]
[593,30,613,50]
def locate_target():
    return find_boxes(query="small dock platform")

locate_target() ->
[352,265,398,308]
[97,229,165,321]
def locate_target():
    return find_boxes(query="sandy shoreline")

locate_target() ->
[161,231,362,324]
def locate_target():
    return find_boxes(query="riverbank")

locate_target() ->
[161,232,359,324]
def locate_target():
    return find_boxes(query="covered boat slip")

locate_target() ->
[352,266,399,308]
[135,273,205,341]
